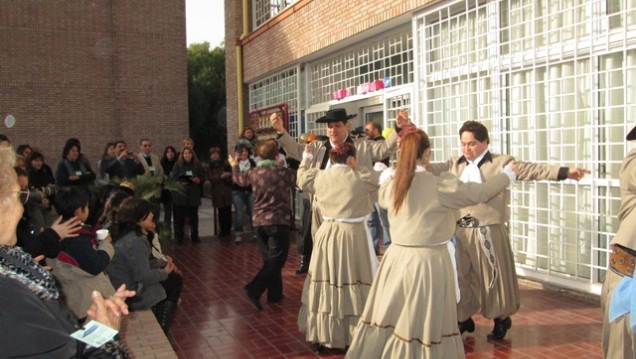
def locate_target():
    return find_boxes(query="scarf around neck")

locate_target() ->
[0,245,58,300]
[257,159,280,168]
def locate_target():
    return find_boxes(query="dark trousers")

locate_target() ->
[217,205,232,236]
[296,198,313,257]
[174,205,199,240]
[161,272,183,303]
[245,225,290,301]
[161,190,173,224]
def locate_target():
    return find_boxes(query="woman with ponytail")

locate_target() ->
[346,127,519,358]
[297,142,380,352]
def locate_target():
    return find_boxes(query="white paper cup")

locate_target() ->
[96,229,109,240]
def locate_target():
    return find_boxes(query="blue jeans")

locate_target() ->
[232,190,253,232]
[368,202,391,253]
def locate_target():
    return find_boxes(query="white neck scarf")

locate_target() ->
[459,151,488,184]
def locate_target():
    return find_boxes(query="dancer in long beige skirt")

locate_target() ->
[297,142,379,351]
[347,127,519,358]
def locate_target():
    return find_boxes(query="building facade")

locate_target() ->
[225,0,636,296]
[0,0,188,163]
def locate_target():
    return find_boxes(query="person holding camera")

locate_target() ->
[15,167,83,260]
[114,140,144,179]
[26,151,57,229]
[97,142,125,185]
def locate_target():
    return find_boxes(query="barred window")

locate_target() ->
[415,0,636,294]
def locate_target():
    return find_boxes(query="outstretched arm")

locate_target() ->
[271,113,305,161]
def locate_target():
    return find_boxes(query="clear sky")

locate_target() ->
[186,0,225,47]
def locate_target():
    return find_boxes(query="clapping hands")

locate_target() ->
[228,153,238,167]
[86,284,135,331]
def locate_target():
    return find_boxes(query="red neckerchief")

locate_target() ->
[56,226,97,267]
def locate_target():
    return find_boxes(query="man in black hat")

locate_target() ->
[601,124,636,358]
[270,108,408,257]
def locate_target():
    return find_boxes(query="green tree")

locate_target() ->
[188,42,226,159]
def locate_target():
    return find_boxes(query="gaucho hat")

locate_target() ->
[627,124,636,141]
[316,108,357,123]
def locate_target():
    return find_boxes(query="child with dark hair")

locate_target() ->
[47,186,116,321]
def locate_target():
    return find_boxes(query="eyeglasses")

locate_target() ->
[17,189,29,204]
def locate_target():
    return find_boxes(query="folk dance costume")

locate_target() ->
[602,145,636,358]
[347,166,513,358]
[297,161,379,350]
[428,151,568,338]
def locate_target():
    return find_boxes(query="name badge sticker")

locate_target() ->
[70,320,118,347]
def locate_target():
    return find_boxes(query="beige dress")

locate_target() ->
[297,163,378,349]
[602,148,636,358]
[346,167,510,358]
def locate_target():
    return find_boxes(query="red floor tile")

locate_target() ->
[165,218,603,359]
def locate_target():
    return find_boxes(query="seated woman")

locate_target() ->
[0,146,134,358]
[47,186,116,321]
[346,128,518,358]
[296,142,380,351]
[106,198,183,333]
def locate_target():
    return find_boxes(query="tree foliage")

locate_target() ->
[187,42,226,159]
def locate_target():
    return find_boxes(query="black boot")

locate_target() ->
[152,301,177,334]
[487,317,511,340]
[295,255,309,274]
[458,317,475,334]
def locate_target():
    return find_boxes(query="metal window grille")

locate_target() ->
[249,67,300,138]
[416,0,636,294]
[253,0,299,28]
[308,29,414,106]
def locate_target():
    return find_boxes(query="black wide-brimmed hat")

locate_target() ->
[627,124,636,141]
[316,108,357,123]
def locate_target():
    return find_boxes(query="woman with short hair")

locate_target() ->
[0,146,133,357]
[231,140,296,309]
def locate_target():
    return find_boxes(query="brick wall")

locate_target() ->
[0,0,188,165]
[225,0,435,150]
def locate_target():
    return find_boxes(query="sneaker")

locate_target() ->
[235,232,243,243]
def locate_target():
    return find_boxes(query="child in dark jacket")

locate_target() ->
[47,186,116,321]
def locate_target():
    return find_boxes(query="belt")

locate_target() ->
[457,214,479,228]
[610,244,636,278]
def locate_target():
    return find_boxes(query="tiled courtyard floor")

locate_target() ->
[163,203,603,358]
